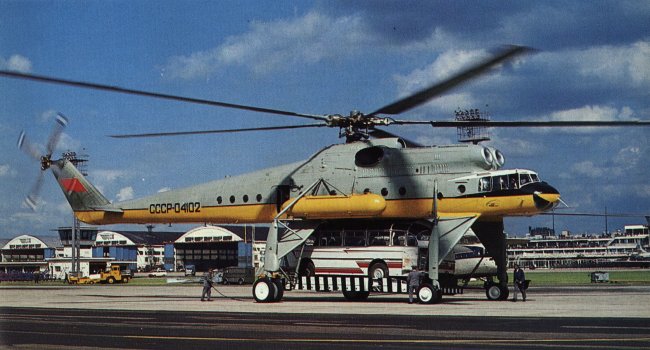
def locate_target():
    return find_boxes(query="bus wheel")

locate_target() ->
[418,283,442,304]
[253,277,277,303]
[368,262,388,279]
[299,261,315,277]
[342,290,370,301]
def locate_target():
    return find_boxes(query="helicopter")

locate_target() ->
[4,45,649,303]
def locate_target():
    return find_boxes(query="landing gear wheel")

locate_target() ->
[106,277,115,284]
[486,284,502,301]
[272,278,284,302]
[499,285,509,300]
[342,290,370,301]
[418,283,442,304]
[252,277,277,303]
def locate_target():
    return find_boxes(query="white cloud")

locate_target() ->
[116,186,134,201]
[0,164,17,177]
[90,169,128,183]
[0,54,32,72]
[165,11,373,78]
[157,187,171,193]
[532,105,640,134]
[532,41,650,89]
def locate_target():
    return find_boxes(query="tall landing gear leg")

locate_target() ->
[474,220,509,301]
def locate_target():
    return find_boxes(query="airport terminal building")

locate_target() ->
[0,225,267,280]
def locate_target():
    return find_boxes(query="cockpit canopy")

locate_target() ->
[477,170,540,192]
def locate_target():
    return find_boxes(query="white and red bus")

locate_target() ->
[287,220,495,280]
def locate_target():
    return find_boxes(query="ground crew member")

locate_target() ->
[201,269,214,302]
[407,265,423,304]
[513,264,527,302]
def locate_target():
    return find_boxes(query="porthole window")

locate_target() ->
[381,188,389,196]
[217,196,222,204]
[243,195,249,203]
[399,187,406,196]
[256,194,262,202]
[363,188,371,194]
[457,185,466,194]
[229,195,235,204]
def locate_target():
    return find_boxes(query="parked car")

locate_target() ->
[221,266,255,285]
[148,268,167,277]
[184,264,196,276]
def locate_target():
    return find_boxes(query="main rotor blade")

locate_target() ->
[391,120,650,127]
[0,70,327,122]
[369,45,533,116]
[110,123,328,138]
[368,129,423,148]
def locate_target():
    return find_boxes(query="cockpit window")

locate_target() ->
[479,177,492,192]
[478,172,540,192]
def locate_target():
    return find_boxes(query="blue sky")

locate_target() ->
[0,1,648,238]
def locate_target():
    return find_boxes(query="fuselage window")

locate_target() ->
[243,195,249,203]
[381,188,389,196]
[256,194,262,202]
[229,195,235,204]
[217,196,222,204]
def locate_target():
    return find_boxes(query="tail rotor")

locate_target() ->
[17,113,69,211]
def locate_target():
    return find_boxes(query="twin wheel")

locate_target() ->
[252,277,284,303]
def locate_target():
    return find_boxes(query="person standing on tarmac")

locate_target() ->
[513,264,526,302]
[407,265,423,304]
[201,269,214,302]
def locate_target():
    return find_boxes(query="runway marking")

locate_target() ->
[563,326,650,331]
[3,330,650,347]
[126,334,650,345]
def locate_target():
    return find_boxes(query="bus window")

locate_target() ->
[392,230,407,246]
[329,232,342,246]
[368,231,390,246]
[316,231,342,246]
[345,231,366,247]
[406,234,418,247]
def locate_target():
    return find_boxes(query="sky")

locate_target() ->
[0,0,648,239]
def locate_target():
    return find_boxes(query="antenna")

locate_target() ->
[455,107,491,144]
[62,150,89,176]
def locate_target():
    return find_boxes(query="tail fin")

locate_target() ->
[51,159,111,211]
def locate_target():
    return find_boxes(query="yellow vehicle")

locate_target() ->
[99,265,130,284]
[66,272,99,285]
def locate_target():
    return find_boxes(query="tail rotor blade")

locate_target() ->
[17,131,42,162]
[45,113,69,156]
[24,171,45,211]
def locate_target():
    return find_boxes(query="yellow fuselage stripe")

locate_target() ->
[74,194,555,225]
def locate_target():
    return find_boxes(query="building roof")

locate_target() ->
[109,231,185,245]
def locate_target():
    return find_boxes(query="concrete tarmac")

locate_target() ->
[2,284,650,349]
[1,284,649,317]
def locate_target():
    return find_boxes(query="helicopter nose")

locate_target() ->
[522,182,560,211]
